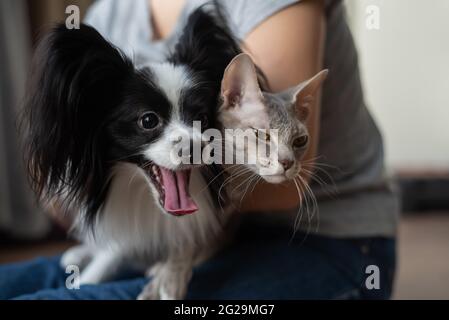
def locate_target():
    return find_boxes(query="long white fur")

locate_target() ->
[63,162,230,298]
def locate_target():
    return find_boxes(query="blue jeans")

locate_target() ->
[0,219,396,300]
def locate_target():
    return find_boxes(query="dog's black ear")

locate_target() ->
[169,3,242,84]
[23,23,135,220]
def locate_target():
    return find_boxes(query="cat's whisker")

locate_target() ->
[233,169,255,189]
[249,175,262,195]
[303,160,343,176]
[217,167,252,210]
[192,164,241,198]
[219,175,248,212]
[226,169,253,198]
[290,178,305,243]
[297,174,319,233]
[299,177,312,229]
[301,156,341,173]
[238,174,258,207]
[295,177,313,242]
[302,168,328,190]
[300,156,326,166]
[302,168,338,199]
[302,160,336,178]
[302,164,338,195]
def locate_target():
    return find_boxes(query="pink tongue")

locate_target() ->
[159,168,198,215]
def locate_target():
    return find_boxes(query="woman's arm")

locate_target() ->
[241,0,326,212]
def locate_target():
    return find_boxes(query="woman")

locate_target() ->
[0,0,398,299]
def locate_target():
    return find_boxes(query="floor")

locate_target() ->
[393,213,449,299]
[0,240,75,265]
[1,213,448,299]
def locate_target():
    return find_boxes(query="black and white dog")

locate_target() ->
[22,6,241,299]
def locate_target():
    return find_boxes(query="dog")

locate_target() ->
[22,6,241,300]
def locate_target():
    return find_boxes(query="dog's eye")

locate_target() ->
[139,112,160,131]
[293,135,309,149]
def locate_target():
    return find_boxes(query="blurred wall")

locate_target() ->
[345,0,449,171]
[27,0,92,42]
[0,0,51,238]
[0,0,93,239]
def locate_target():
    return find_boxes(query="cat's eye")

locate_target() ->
[293,135,309,149]
[138,112,160,131]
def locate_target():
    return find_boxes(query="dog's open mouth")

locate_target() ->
[145,164,198,216]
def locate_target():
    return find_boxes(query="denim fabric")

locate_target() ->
[0,220,396,300]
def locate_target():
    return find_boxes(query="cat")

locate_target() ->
[217,53,328,210]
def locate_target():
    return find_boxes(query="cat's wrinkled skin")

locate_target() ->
[219,53,328,184]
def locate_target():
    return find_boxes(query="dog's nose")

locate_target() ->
[280,159,293,171]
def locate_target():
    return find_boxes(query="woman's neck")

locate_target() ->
[149,0,186,41]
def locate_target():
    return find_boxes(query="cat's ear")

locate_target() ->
[291,70,328,121]
[220,53,263,110]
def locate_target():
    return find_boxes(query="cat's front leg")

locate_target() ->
[78,249,123,285]
[137,257,193,300]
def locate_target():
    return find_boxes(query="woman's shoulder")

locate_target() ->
[84,0,146,38]
[214,0,341,39]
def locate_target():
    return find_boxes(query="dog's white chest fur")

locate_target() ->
[85,163,226,257]
[64,163,229,299]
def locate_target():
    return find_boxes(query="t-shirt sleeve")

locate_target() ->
[83,0,115,36]
[220,0,342,39]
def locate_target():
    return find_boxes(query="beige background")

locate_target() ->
[27,0,92,42]
[346,0,449,171]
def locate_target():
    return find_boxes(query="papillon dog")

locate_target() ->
[22,6,241,300]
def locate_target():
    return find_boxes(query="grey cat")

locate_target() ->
[219,53,328,186]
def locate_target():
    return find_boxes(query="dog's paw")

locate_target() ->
[137,281,160,300]
[144,262,163,278]
[137,263,192,300]
[60,245,93,270]
[137,279,185,300]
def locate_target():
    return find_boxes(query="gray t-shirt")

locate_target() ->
[85,0,399,237]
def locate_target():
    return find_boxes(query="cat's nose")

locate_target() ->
[280,159,293,171]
